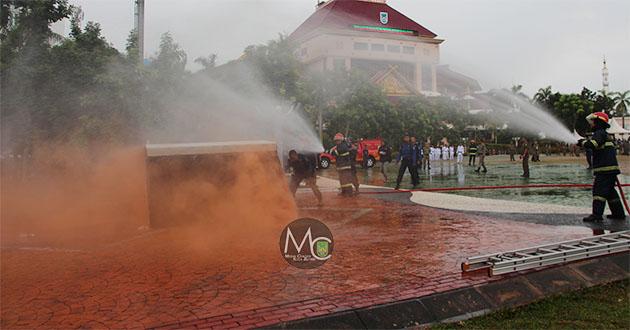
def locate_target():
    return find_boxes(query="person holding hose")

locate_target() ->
[287,150,323,206]
[579,112,626,222]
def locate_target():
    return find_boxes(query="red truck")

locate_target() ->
[318,138,383,169]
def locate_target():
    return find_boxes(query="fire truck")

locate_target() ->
[318,138,383,169]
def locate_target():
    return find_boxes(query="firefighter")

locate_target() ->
[578,112,626,222]
[410,136,420,183]
[331,133,355,196]
[350,140,360,194]
[520,138,530,178]
[395,134,418,190]
[361,139,369,169]
[378,141,392,181]
[287,150,323,206]
[468,140,478,166]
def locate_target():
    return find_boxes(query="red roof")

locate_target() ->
[290,0,437,41]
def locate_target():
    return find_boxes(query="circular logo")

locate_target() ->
[279,218,334,269]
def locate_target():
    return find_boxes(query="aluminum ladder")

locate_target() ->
[461,230,630,276]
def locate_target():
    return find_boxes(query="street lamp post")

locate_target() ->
[134,0,145,65]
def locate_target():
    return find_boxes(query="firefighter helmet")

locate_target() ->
[334,133,344,141]
[586,112,609,125]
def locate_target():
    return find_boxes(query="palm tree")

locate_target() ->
[511,84,528,99]
[533,86,552,105]
[613,90,630,128]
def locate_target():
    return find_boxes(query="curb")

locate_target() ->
[267,252,629,329]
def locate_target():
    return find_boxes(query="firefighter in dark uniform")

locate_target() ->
[378,141,392,181]
[287,150,323,206]
[579,112,626,222]
[331,133,355,196]
[350,139,360,194]
[468,140,478,166]
[395,134,418,190]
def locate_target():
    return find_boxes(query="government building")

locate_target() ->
[289,0,480,97]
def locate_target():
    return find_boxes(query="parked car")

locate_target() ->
[318,138,383,169]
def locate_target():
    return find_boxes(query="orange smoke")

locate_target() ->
[1,143,297,250]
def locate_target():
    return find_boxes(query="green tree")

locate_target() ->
[593,89,615,114]
[613,90,630,128]
[533,86,552,106]
[194,53,217,72]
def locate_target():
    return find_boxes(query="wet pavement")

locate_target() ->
[1,190,594,329]
[2,155,628,329]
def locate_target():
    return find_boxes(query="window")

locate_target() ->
[387,45,401,53]
[371,43,385,51]
[403,46,415,54]
[353,42,368,51]
[423,48,430,56]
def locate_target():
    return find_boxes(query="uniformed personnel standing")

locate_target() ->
[520,138,530,178]
[378,141,392,181]
[474,140,488,173]
[395,134,418,190]
[468,140,478,166]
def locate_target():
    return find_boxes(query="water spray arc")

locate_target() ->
[476,90,577,144]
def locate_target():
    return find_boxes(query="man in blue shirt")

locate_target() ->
[395,134,418,190]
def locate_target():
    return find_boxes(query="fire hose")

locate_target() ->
[616,178,630,215]
[358,183,630,194]
[359,182,630,214]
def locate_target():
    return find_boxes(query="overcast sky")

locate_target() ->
[67,0,630,96]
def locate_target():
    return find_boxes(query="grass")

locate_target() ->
[433,279,630,330]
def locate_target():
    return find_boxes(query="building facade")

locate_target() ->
[290,0,445,96]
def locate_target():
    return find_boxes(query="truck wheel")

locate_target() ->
[320,158,330,169]
[367,157,375,168]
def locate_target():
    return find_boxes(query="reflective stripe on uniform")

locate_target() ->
[610,198,621,203]
[594,141,615,149]
[593,195,607,202]
[593,165,619,173]
[340,183,354,188]
[590,140,599,148]
[337,166,352,170]
[339,152,350,156]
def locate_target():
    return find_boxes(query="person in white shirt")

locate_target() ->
[449,145,455,160]
[457,144,465,163]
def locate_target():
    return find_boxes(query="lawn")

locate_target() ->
[433,279,629,329]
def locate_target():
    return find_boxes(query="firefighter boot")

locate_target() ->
[583,214,604,222]
[588,198,607,222]
[606,197,626,220]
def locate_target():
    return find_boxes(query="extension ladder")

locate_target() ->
[461,230,630,276]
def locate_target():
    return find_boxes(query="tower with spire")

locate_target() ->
[602,57,609,92]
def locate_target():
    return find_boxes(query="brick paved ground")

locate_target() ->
[1,192,592,329]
